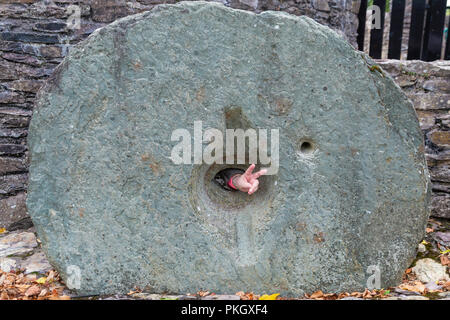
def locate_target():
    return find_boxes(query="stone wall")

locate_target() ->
[0,0,448,228]
[377,60,450,219]
[363,1,450,60]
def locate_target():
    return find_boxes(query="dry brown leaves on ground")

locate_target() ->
[0,269,70,300]
[305,288,391,300]
[440,254,450,266]
[197,290,211,297]
[235,291,261,300]
[231,289,391,300]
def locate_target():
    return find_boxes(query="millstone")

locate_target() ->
[27,1,430,296]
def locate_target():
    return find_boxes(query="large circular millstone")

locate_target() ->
[28,1,430,296]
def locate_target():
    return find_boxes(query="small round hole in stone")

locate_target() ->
[300,141,314,154]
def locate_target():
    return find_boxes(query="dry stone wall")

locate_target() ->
[378,60,450,219]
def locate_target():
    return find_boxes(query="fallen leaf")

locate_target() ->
[426,228,434,233]
[15,284,31,294]
[36,277,47,284]
[440,255,450,266]
[235,291,245,297]
[259,293,280,300]
[310,290,324,299]
[362,289,372,298]
[405,268,412,274]
[399,281,426,294]
[236,292,257,300]
[246,292,258,300]
[197,290,210,297]
[0,291,9,300]
[323,293,338,300]
[47,271,55,282]
[39,288,48,297]
[442,281,450,290]
[126,287,142,295]
[350,292,363,298]
[421,240,429,245]
[337,292,349,299]
[24,285,41,297]
[15,273,24,284]
[323,293,336,297]
[0,228,6,234]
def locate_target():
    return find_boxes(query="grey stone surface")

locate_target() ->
[377,60,450,219]
[417,243,426,253]
[0,229,51,275]
[412,258,449,283]
[96,294,135,300]
[0,231,37,258]
[178,295,199,300]
[130,293,183,300]
[394,288,420,296]
[433,231,450,246]
[384,295,429,300]
[398,295,430,300]
[438,291,450,298]
[0,257,16,273]
[202,294,241,300]
[27,2,430,296]
[425,281,442,292]
[0,192,28,229]
[21,250,52,275]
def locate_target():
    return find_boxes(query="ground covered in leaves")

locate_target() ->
[0,270,70,300]
[0,218,449,300]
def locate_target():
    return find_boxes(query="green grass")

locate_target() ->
[368,0,391,13]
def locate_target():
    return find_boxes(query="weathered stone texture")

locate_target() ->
[0,192,28,231]
[28,2,429,295]
[0,0,360,229]
[0,174,28,195]
[377,60,450,219]
[0,227,52,275]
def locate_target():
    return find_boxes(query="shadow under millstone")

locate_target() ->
[7,216,34,232]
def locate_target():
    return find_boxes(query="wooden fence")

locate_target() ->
[357,0,450,61]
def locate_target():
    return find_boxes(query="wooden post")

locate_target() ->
[388,0,406,59]
[369,0,387,59]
